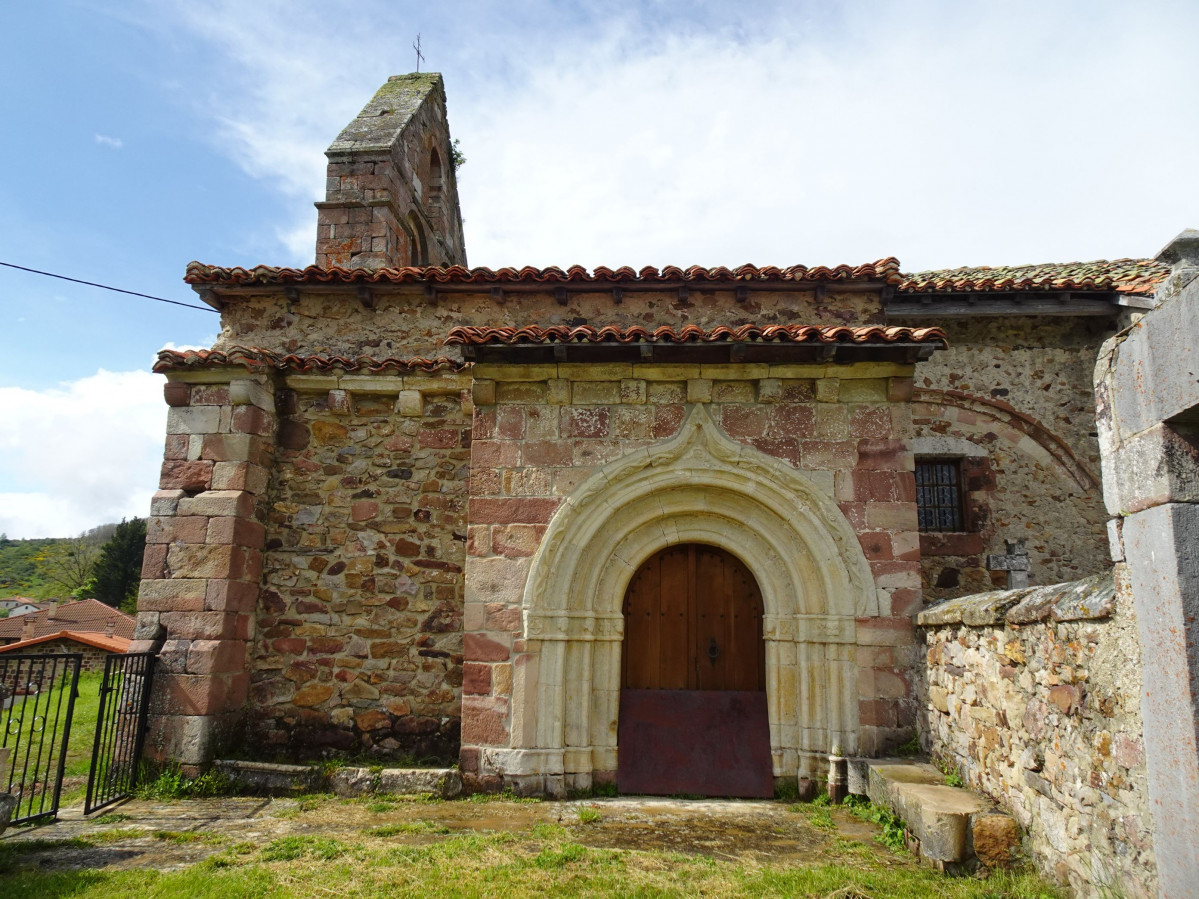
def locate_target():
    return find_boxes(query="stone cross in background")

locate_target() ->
[987,539,1029,589]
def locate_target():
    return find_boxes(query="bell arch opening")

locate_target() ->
[488,405,875,795]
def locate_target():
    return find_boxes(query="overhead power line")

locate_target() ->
[0,261,218,313]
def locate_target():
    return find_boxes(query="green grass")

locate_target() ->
[366,820,450,836]
[0,823,1066,898]
[133,765,234,800]
[843,795,910,852]
[574,803,603,824]
[2,671,102,779]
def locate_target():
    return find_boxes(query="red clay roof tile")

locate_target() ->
[154,347,467,374]
[444,324,948,346]
[0,630,132,654]
[184,259,904,287]
[0,599,134,642]
[898,258,1167,294]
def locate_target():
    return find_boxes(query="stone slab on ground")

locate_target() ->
[214,759,463,798]
[865,758,1018,867]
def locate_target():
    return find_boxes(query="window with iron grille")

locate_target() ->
[915,458,964,532]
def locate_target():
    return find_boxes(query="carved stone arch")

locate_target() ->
[492,405,875,794]
[405,211,428,266]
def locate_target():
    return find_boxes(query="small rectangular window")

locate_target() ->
[915,459,963,532]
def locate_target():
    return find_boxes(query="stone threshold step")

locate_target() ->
[857,757,1020,870]
[214,759,463,798]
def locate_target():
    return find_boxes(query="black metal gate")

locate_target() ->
[85,652,155,815]
[0,653,83,825]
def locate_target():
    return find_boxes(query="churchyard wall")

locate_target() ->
[919,570,1154,896]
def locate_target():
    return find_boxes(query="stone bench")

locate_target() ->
[861,758,1021,870]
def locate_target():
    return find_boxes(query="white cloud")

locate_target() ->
[0,370,164,539]
[94,133,124,149]
[130,0,1199,272]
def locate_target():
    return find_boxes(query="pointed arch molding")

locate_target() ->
[486,406,875,789]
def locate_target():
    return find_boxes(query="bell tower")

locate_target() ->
[315,73,467,269]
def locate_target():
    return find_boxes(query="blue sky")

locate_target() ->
[1,0,1196,537]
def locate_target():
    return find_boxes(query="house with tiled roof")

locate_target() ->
[0,598,134,646]
[133,72,1197,893]
[0,629,132,672]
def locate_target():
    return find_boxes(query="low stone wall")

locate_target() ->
[919,570,1155,896]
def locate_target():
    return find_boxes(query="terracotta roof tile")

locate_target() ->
[0,630,132,654]
[444,324,947,346]
[184,259,904,287]
[154,347,467,374]
[0,599,134,642]
[898,258,1167,294]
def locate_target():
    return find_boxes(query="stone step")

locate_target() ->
[860,758,1021,870]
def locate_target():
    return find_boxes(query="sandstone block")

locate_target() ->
[722,405,767,438]
[185,639,246,676]
[232,405,271,436]
[146,515,209,545]
[461,695,510,746]
[465,633,511,662]
[177,490,255,519]
[167,406,221,435]
[463,662,492,695]
[620,379,646,404]
[972,814,1022,868]
[469,497,561,525]
[293,683,336,707]
[572,380,621,405]
[205,516,266,548]
[687,379,712,404]
[815,378,839,403]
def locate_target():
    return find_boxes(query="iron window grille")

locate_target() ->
[915,458,964,532]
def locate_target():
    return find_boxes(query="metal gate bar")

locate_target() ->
[0,653,82,825]
[85,652,155,815]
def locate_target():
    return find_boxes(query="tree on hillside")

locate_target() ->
[36,533,102,597]
[91,518,147,612]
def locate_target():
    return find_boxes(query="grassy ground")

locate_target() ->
[3,670,102,777]
[3,670,102,815]
[0,794,1065,899]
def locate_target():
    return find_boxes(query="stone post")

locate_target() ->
[1095,229,1199,898]
[133,372,277,770]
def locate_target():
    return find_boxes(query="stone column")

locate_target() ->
[133,371,276,770]
[1095,229,1199,899]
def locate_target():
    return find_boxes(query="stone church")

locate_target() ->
[133,73,1170,800]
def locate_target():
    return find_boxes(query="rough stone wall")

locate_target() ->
[903,317,1115,601]
[460,360,925,788]
[246,372,472,761]
[213,287,884,361]
[920,572,1154,896]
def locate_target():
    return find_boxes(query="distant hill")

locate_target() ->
[0,534,89,600]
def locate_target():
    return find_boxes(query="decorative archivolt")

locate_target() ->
[522,404,876,633]
[504,405,875,779]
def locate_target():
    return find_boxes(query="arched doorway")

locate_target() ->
[617,543,773,797]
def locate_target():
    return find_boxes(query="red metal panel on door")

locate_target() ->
[617,688,774,798]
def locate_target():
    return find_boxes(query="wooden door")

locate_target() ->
[621,544,765,691]
[618,544,772,797]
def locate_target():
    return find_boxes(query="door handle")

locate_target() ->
[707,637,720,663]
